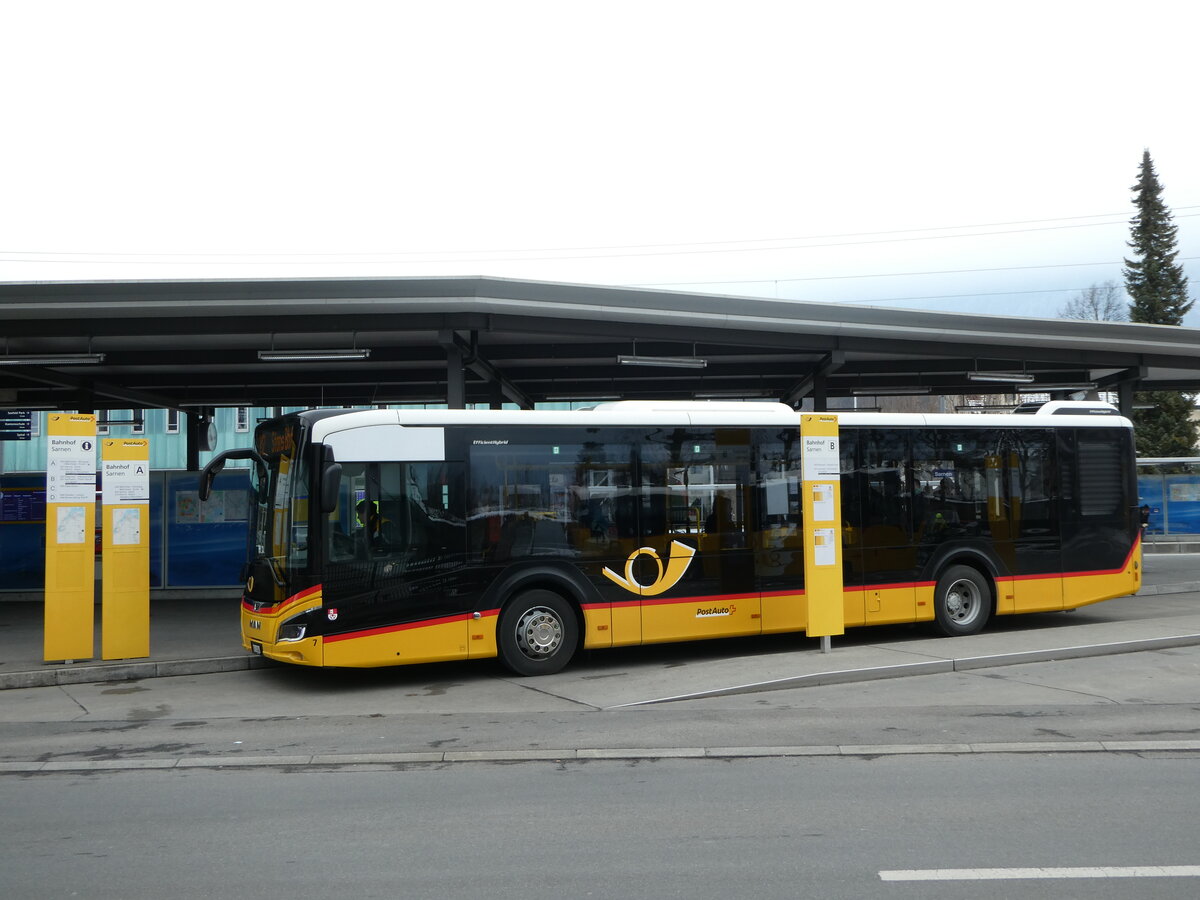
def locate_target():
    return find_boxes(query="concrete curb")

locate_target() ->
[607,633,1200,707]
[4,740,1199,773]
[0,655,274,690]
[1137,581,1200,595]
[1143,543,1200,554]
[5,634,1200,696]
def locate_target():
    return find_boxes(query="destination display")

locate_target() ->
[0,410,32,441]
[0,488,46,522]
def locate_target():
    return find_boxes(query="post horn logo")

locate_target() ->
[603,540,696,596]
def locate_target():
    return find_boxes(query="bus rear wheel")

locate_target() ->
[498,590,578,676]
[933,565,991,636]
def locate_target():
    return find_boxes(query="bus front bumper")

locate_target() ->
[242,602,325,666]
[245,634,324,666]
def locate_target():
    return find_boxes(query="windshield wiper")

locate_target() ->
[259,554,288,587]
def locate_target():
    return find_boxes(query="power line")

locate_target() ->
[3,207,1199,265]
[825,286,1111,304]
[637,255,1200,288]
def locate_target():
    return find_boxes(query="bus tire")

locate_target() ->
[932,565,991,636]
[497,590,578,676]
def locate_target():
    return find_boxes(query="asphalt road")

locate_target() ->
[3,622,1200,762]
[4,572,1199,899]
[3,754,1198,900]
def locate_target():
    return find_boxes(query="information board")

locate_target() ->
[800,414,845,640]
[101,439,151,660]
[44,413,97,661]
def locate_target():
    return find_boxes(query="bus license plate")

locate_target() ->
[251,641,263,655]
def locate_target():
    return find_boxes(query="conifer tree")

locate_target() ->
[1124,151,1192,325]
[1123,150,1197,456]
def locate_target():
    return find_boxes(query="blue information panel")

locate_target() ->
[0,475,48,589]
[0,471,249,592]
[164,470,251,587]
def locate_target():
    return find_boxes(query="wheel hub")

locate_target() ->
[946,582,974,621]
[517,608,562,657]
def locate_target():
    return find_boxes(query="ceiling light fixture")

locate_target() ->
[851,386,932,395]
[0,353,106,366]
[257,349,371,362]
[966,372,1036,384]
[616,354,708,369]
[1017,383,1096,393]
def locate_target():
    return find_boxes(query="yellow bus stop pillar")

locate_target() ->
[800,414,844,651]
[43,414,98,662]
[101,438,151,660]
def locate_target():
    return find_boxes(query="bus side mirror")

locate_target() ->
[199,456,226,502]
[200,448,269,503]
[321,462,342,514]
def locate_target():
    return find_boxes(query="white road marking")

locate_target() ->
[879,866,1200,881]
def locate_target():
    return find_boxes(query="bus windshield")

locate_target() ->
[252,420,310,589]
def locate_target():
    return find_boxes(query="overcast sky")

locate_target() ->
[3,1,1198,324]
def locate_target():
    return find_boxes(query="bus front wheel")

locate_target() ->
[932,565,991,636]
[497,590,578,676]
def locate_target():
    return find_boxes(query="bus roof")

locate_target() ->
[305,400,1132,442]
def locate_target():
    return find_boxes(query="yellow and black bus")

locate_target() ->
[200,400,1141,675]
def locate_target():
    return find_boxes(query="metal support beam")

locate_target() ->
[438,330,534,410]
[1097,366,1146,419]
[443,338,466,410]
[186,413,200,472]
[1,364,180,412]
[811,373,827,411]
[782,351,844,408]
[1117,381,1134,418]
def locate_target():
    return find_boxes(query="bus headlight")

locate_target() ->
[277,618,308,642]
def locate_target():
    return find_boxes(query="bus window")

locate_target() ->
[466,435,634,562]
[327,463,368,562]
[1008,429,1057,537]
[326,461,463,569]
[640,429,751,550]
[857,428,911,539]
[913,428,1003,539]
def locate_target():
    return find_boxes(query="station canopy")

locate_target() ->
[3,276,1200,413]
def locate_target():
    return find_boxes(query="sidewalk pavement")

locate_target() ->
[3,559,1198,694]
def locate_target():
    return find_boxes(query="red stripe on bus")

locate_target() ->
[1063,537,1141,579]
[241,583,322,616]
[639,591,759,608]
[847,581,934,592]
[324,612,480,644]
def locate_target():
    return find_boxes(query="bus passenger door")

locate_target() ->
[635,429,760,643]
[324,461,469,665]
[755,435,807,634]
[857,428,915,626]
[1003,431,1063,613]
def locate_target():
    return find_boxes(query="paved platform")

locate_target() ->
[2,556,1198,694]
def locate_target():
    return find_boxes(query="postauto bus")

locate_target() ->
[200,400,1141,676]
